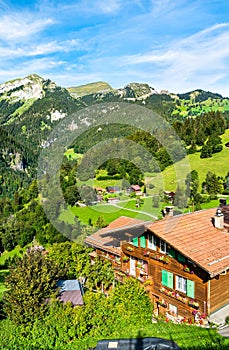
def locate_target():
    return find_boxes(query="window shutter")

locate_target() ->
[132,237,138,247]
[178,253,186,263]
[162,270,168,286]
[168,248,175,258]
[187,280,195,298]
[140,235,146,248]
[167,272,174,288]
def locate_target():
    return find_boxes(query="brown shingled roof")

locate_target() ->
[147,208,229,277]
[85,216,148,255]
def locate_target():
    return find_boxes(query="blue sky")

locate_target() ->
[0,0,229,95]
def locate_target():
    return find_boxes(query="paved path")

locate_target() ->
[218,325,229,338]
[114,203,158,219]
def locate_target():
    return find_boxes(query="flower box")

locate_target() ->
[122,256,129,262]
[188,300,199,309]
[158,300,168,308]
[126,246,134,252]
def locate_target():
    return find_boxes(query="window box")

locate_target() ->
[126,246,134,252]
[183,265,194,274]
[158,299,168,308]
[159,255,169,264]
[188,300,199,309]
[122,256,129,262]
[143,250,150,256]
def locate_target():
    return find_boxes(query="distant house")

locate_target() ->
[95,187,104,194]
[106,186,120,193]
[57,280,84,306]
[85,203,229,323]
[130,185,142,195]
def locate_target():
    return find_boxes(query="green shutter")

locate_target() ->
[162,270,168,286]
[140,235,146,248]
[167,272,174,289]
[178,253,186,263]
[132,237,138,247]
[168,248,175,258]
[187,280,195,298]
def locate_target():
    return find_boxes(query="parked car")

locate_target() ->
[91,337,182,350]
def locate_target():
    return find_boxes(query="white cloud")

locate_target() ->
[121,23,229,92]
[62,0,121,15]
[0,13,54,41]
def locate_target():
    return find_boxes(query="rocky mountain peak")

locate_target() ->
[0,74,56,102]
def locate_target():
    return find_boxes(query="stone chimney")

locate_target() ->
[162,206,174,217]
[213,208,224,229]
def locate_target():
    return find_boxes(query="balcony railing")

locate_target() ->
[122,242,170,264]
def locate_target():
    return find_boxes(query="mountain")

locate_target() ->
[0,74,85,196]
[1,74,229,197]
[67,81,113,98]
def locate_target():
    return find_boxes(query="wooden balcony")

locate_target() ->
[121,242,170,265]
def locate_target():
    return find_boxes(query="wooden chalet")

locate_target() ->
[85,206,229,322]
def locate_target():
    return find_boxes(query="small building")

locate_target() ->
[130,185,142,195]
[57,280,84,306]
[106,186,120,193]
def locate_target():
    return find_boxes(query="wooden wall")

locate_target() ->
[210,272,229,313]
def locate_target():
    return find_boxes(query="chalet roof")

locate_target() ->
[131,185,141,191]
[146,208,229,277]
[57,280,84,306]
[85,216,148,256]
[106,186,120,192]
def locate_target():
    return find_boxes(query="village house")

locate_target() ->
[85,204,229,322]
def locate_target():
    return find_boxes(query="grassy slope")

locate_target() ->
[67,81,113,97]
[60,203,153,226]
[151,129,229,192]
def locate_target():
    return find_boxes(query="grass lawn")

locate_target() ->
[60,203,154,226]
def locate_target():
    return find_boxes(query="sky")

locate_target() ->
[0,0,229,96]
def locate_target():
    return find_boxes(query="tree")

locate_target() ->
[48,242,91,280]
[203,171,224,196]
[174,186,188,209]
[95,215,107,228]
[3,248,60,325]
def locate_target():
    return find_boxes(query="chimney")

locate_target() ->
[213,208,224,229]
[164,206,174,217]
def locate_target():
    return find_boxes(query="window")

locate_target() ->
[148,234,157,250]
[160,240,167,254]
[176,276,187,293]
[161,270,173,289]
[169,304,177,316]
[176,276,195,297]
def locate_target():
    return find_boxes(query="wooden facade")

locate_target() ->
[85,208,229,321]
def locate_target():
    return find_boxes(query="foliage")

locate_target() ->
[202,171,224,196]
[3,248,60,325]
